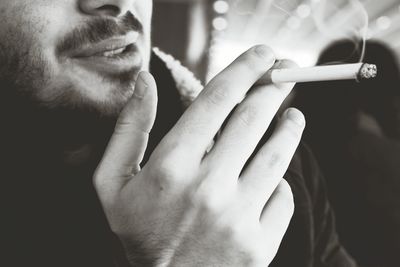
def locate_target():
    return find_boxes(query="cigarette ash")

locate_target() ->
[359,63,378,80]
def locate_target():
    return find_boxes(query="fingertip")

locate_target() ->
[134,71,157,99]
[253,44,276,64]
[138,71,156,88]
[118,71,158,127]
[282,108,305,127]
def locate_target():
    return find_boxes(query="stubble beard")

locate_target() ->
[0,11,151,118]
[0,38,141,119]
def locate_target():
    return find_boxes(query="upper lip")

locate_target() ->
[70,31,139,58]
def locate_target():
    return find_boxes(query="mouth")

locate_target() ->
[68,32,143,76]
[96,44,134,57]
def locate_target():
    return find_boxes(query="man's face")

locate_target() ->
[0,0,153,116]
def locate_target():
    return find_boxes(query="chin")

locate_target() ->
[34,47,150,117]
[76,86,134,117]
[38,70,138,117]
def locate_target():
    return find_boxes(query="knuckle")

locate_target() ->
[204,79,231,106]
[92,170,117,206]
[194,183,225,214]
[154,157,186,184]
[113,120,131,135]
[114,119,150,136]
[198,194,222,215]
[192,176,236,215]
[240,45,275,70]
[217,218,244,242]
[236,105,259,127]
[92,170,103,190]
[238,55,262,73]
[215,222,264,265]
[192,194,221,219]
[237,56,258,72]
[251,45,274,61]
[92,166,109,192]
[263,150,285,169]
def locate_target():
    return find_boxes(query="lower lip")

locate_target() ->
[72,48,142,76]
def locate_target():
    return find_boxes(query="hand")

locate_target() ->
[94,45,305,267]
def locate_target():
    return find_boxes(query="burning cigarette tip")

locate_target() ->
[358,63,377,80]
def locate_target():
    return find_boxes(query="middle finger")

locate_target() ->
[160,45,276,160]
[204,60,297,177]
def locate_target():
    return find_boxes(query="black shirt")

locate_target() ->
[2,53,356,267]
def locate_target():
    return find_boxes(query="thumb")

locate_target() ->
[94,71,158,198]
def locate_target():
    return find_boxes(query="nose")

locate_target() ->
[79,0,133,17]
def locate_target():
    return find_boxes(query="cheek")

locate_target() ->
[0,2,83,97]
[0,5,52,64]
[0,5,47,79]
[1,1,65,44]
[13,3,84,77]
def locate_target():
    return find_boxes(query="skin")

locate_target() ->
[1,0,305,266]
[0,0,152,116]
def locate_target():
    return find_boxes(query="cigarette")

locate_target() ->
[257,63,377,84]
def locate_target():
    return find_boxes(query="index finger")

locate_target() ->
[162,45,276,159]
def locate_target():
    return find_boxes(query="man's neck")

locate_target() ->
[1,87,117,167]
[1,51,186,168]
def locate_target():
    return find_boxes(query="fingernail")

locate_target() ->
[134,71,150,98]
[284,108,305,126]
[254,45,275,64]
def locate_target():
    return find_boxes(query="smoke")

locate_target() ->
[230,0,370,63]
[311,0,369,62]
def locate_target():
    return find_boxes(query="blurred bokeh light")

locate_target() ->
[153,0,400,82]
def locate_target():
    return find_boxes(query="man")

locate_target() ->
[2,1,355,266]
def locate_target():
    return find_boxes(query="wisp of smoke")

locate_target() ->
[231,0,369,63]
[311,0,369,63]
